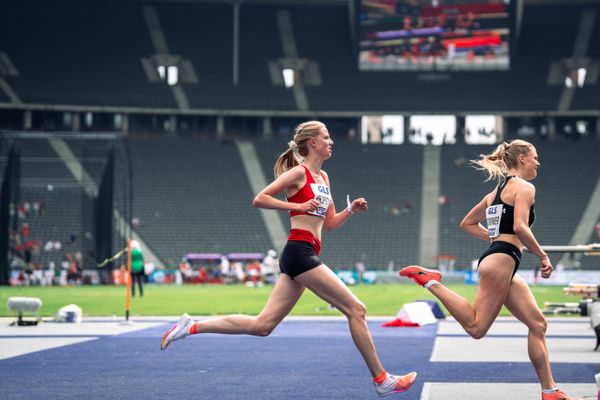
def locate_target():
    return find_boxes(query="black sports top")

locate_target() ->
[485,176,535,238]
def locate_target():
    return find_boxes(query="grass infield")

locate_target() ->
[0,283,574,318]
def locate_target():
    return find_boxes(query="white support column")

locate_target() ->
[23,110,32,130]
[419,145,441,267]
[216,115,225,140]
[232,1,241,85]
[236,141,287,251]
[72,112,80,132]
[262,117,272,140]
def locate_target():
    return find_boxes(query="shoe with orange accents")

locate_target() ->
[541,389,583,400]
[374,372,417,397]
[399,265,442,286]
[161,313,193,350]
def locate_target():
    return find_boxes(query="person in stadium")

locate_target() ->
[129,240,145,297]
[400,139,581,400]
[161,120,417,397]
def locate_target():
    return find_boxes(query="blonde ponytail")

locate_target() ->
[273,121,325,177]
[471,139,533,183]
[274,142,303,178]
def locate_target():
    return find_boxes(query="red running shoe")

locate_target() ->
[399,265,442,286]
[541,389,583,400]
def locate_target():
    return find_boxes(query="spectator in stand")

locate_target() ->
[245,259,263,287]
[355,261,366,285]
[261,250,279,284]
[67,258,81,285]
[197,266,208,283]
[219,255,231,282]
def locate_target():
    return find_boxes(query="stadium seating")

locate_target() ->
[439,143,491,267]
[7,138,91,272]
[3,134,599,274]
[1,0,599,275]
[0,2,174,108]
[0,2,598,112]
[128,137,272,264]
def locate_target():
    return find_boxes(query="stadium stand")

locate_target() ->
[0,2,175,107]
[571,5,600,111]
[127,137,272,265]
[439,143,492,267]
[1,0,599,281]
[524,138,600,269]
[2,132,599,278]
[319,142,422,269]
[8,138,87,273]
[0,2,598,113]
[155,3,232,85]
[155,2,298,110]
[266,2,597,113]
[237,5,298,110]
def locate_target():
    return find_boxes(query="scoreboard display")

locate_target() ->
[359,0,511,71]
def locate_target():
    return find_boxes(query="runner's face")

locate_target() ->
[313,127,333,159]
[520,147,540,180]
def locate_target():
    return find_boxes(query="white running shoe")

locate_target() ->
[161,313,194,350]
[374,372,418,397]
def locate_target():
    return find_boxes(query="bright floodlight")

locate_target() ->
[577,67,587,88]
[157,65,166,79]
[565,76,573,88]
[282,68,295,88]
[167,66,179,86]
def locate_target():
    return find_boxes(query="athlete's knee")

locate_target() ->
[255,327,274,337]
[252,318,278,337]
[465,322,490,340]
[347,300,367,321]
[466,328,485,340]
[254,323,276,337]
[529,316,547,336]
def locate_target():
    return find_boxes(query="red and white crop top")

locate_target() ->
[287,165,333,218]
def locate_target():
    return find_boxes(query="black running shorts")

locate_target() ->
[478,240,522,277]
[279,240,323,279]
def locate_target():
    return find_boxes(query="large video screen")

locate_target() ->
[359,0,511,71]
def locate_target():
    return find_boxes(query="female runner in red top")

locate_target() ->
[161,121,417,397]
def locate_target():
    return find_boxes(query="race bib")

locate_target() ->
[309,183,332,217]
[485,204,503,238]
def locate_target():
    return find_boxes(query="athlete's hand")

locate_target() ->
[350,198,368,213]
[539,255,553,278]
[297,199,319,213]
